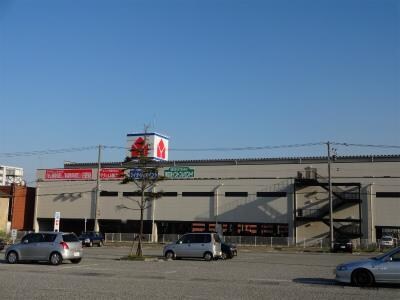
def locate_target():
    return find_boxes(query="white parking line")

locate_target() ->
[249,278,291,283]
[54,263,100,271]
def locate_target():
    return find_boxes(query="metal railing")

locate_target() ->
[4,231,396,251]
[103,233,397,251]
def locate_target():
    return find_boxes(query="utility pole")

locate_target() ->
[151,185,157,243]
[327,141,334,251]
[94,145,102,232]
[214,183,224,234]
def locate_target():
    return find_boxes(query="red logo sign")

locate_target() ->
[130,137,149,158]
[157,139,166,159]
[100,168,124,180]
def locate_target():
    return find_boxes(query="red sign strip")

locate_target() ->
[45,169,93,180]
[100,168,125,180]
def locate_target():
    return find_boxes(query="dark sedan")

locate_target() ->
[78,232,104,247]
[221,242,237,259]
[333,239,353,253]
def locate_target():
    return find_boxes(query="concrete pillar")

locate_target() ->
[361,183,375,244]
[33,182,40,232]
[151,222,158,243]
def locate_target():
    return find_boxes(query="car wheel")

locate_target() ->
[165,251,175,260]
[70,258,82,264]
[89,241,93,247]
[352,269,374,287]
[203,252,213,261]
[97,241,102,247]
[7,251,18,264]
[49,252,63,266]
[221,252,227,260]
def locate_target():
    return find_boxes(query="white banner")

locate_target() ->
[54,211,61,232]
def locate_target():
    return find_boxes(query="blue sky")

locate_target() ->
[0,0,399,184]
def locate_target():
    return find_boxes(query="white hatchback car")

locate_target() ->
[5,232,83,265]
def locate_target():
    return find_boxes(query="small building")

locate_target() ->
[0,185,36,233]
[0,165,24,186]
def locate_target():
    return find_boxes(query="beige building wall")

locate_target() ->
[35,156,400,239]
[0,197,9,232]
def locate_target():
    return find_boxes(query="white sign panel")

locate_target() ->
[126,132,169,161]
[54,211,61,232]
[11,229,17,244]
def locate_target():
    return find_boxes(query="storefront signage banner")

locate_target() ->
[44,168,125,181]
[100,168,125,180]
[129,168,158,180]
[164,167,194,178]
[45,169,93,180]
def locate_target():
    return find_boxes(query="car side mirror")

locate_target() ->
[384,256,393,262]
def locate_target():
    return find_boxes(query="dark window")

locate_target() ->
[188,235,201,243]
[376,192,400,198]
[225,192,248,197]
[43,234,57,242]
[21,233,35,243]
[183,234,209,243]
[182,192,214,197]
[202,234,211,243]
[161,192,178,197]
[29,234,44,243]
[62,234,79,242]
[124,192,164,197]
[179,234,193,244]
[257,192,287,197]
[123,192,141,197]
[100,191,118,197]
[392,252,400,262]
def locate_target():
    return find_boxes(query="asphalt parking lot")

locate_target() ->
[0,245,399,299]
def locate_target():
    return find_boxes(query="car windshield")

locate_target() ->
[63,233,79,242]
[372,247,400,260]
[336,239,350,243]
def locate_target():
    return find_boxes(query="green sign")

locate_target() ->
[164,167,194,179]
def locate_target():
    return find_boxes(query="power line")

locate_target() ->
[105,142,326,152]
[0,146,97,158]
[333,142,400,149]
[1,142,400,158]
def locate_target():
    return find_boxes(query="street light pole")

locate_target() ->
[327,141,334,251]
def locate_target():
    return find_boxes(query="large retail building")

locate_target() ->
[34,153,400,244]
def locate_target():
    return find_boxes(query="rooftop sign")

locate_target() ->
[126,133,169,161]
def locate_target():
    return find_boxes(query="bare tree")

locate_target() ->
[119,129,164,257]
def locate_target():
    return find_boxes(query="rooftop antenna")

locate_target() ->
[152,113,157,131]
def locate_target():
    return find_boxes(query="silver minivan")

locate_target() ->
[163,233,222,261]
[5,232,83,265]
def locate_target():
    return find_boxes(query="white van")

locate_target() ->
[380,236,396,248]
[163,233,222,261]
